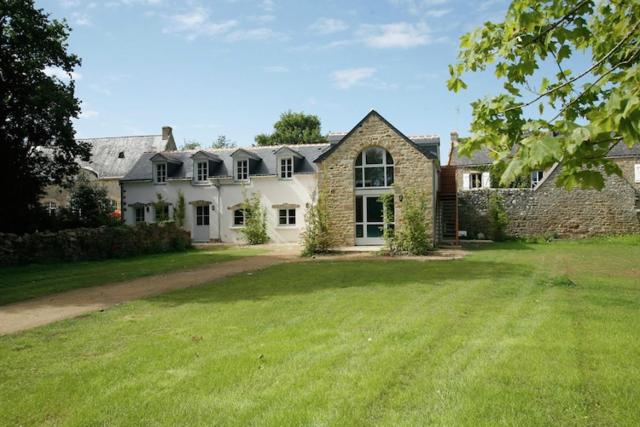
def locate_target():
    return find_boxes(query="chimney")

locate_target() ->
[450,131,459,147]
[162,126,173,141]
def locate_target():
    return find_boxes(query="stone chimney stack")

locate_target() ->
[162,126,173,141]
[450,131,459,147]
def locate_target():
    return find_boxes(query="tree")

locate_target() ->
[255,111,328,146]
[211,135,236,149]
[0,0,89,233]
[448,0,640,190]
[67,177,116,227]
[182,140,201,150]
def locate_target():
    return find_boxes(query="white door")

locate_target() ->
[355,194,393,246]
[193,205,210,242]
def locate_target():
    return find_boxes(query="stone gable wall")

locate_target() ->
[318,113,436,246]
[457,160,640,238]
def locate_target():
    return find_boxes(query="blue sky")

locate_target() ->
[39,0,512,158]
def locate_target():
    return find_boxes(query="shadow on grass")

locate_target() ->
[150,259,535,307]
[464,240,535,251]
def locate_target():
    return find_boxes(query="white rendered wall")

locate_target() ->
[122,173,317,244]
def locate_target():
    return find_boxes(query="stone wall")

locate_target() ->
[318,112,436,246]
[458,162,640,238]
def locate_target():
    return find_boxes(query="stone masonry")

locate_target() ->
[458,161,640,238]
[317,112,437,246]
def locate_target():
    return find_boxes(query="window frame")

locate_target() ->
[278,208,296,226]
[233,209,246,226]
[354,147,394,188]
[530,170,544,188]
[155,204,170,222]
[469,172,483,189]
[196,205,210,226]
[46,201,57,216]
[235,159,249,181]
[154,162,167,184]
[135,206,145,223]
[279,157,294,179]
[195,160,209,183]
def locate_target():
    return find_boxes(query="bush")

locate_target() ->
[301,188,333,256]
[239,192,268,245]
[488,193,509,241]
[0,223,191,266]
[174,191,186,228]
[68,176,117,227]
[379,190,431,256]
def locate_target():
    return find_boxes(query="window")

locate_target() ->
[236,159,249,181]
[195,161,208,182]
[470,173,482,189]
[278,209,296,226]
[354,147,394,188]
[196,205,210,226]
[531,170,544,188]
[155,204,169,222]
[155,163,167,184]
[110,199,118,210]
[233,209,246,226]
[135,206,145,223]
[279,157,293,179]
[635,163,640,183]
[45,201,57,216]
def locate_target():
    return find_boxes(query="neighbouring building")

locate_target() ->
[120,110,441,245]
[445,133,640,239]
[41,127,177,215]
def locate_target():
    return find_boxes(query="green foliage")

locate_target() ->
[182,140,201,150]
[448,0,640,190]
[153,194,170,223]
[488,193,509,241]
[301,188,333,256]
[174,191,186,228]
[396,189,432,255]
[255,111,328,146]
[211,135,237,149]
[68,177,117,227]
[379,193,401,255]
[0,0,89,233]
[239,192,268,245]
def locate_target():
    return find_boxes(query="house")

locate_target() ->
[120,110,441,245]
[41,127,177,215]
[445,133,640,239]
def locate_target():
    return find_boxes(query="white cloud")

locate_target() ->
[389,0,450,15]
[79,109,99,119]
[309,18,349,35]
[261,0,275,12]
[90,84,112,96]
[164,8,238,40]
[331,67,376,89]
[358,22,431,48]
[262,65,290,73]
[44,66,82,81]
[225,27,287,42]
[72,12,92,26]
[424,8,452,17]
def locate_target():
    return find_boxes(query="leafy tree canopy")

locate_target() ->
[255,111,328,146]
[181,140,201,150]
[212,135,237,149]
[448,0,640,189]
[68,176,116,227]
[0,0,89,233]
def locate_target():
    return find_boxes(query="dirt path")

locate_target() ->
[0,252,297,336]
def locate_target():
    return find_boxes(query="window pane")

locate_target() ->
[288,209,296,224]
[356,224,364,238]
[386,166,394,186]
[355,167,363,187]
[386,151,394,164]
[355,153,362,166]
[364,167,385,187]
[366,197,384,223]
[366,224,384,238]
[279,216,287,225]
[365,148,384,164]
[355,196,363,222]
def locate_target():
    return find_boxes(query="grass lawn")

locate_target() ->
[0,246,265,306]
[1,236,639,425]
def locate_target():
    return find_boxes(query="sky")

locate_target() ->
[39,0,513,159]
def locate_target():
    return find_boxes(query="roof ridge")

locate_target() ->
[78,134,161,141]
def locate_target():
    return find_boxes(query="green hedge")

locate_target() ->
[0,223,191,266]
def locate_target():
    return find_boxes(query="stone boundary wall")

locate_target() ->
[458,165,640,239]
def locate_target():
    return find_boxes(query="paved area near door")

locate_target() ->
[0,248,299,335]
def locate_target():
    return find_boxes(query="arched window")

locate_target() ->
[354,147,394,188]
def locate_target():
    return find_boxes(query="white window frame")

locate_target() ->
[135,206,145,223]
[278,208,296,226]
[195,160,208,183]
[635,163,640,183]
[46,201,57,216]
[155,204,169,222]
[235,159,249,181]
[233,208,246,226]
[154,162,167,184]
[354,147,394,188]
[196,205,210,226]
[279,157,293,179]
[531,170,544,188]
[470,172,483,189]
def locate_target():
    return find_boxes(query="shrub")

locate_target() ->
[239,192,268,245]
[379,193,401,255]
[153,193,171,223]
[396,189,431,255]
[67,176,117,227]
[174,191,186,228]
[301,188,332,256]
[488,193,509,241]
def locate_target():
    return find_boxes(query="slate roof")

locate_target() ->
[78,135,171,178]
[121,144,331,182]
[449,140,640,167]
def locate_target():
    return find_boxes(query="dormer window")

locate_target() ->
[155,163,167,184]
[279,157,293,179]
[195,160,208,183]
[236,159,249,181]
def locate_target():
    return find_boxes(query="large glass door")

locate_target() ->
[355,194,393,245]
